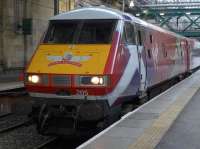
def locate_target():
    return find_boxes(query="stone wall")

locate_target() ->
[2,0,24,68]
[31,0,54,60]
[60,0,75,12]
[0,0,121,70]
[0,0,54,69]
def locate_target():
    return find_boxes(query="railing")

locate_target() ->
[135,0,200,5]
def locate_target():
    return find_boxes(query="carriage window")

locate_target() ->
[150,34,153,43]
[138,30,142,45]
[147,49,151,58]
[162,43,167,57]
[43,19,117,44]
[124,22,136,45]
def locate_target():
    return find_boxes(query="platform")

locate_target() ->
[0,82,24,92]
[0,70,24,91]
[77,70,200,149]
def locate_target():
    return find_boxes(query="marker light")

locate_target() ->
[160,13,165,16]
[28,76,32,82]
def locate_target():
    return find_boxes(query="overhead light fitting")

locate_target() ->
[129,1,135,8]
[143,10,148,14]
[136,13,140,17]
[160,13,165,16]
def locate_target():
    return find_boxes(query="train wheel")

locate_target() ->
[37,104,50,135]
[139,95,149,104]
[121,104,134,116]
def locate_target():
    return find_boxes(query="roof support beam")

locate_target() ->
[183,15,200,31]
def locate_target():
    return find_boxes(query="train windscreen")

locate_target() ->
[43,19,117,44]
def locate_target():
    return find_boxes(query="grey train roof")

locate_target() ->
[50,7,125,20]
[50,7,187,39]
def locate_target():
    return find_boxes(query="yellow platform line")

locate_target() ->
[129,87,199,149]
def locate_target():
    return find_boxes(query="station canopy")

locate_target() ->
[131,0,200,38]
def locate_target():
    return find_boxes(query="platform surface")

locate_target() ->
[77,70,200,149]
[156,86,200,149]
[0,82,24,91]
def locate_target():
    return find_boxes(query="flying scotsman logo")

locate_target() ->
[47,52,91,67]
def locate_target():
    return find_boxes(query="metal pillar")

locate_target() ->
[0,0,4,70]
[122,0,125,12]
[23,0,28,68]
[54,0,59,15]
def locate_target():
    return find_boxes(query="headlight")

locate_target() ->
[27,75,40,84]
[77,76,108,86]
[91,76,104,85]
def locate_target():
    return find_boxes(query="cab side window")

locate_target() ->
[122,22,136,45]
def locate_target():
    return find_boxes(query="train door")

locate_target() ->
[122,21,142,97]
[135,25,147,93]
[185,40,190,71]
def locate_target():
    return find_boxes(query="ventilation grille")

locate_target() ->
[52,75,71,86]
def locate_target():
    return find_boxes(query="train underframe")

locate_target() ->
[31,98,121,136]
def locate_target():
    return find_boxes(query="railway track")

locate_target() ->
[0,124,56,149]
[34,137,58,149]
[0,112,58,149]
[0,112,12,118]
[0,113,92,149]
[0,113,31,134]
[0,119,31,133]
[0,95,61,149]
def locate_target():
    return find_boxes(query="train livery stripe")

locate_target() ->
[104,31,120,74]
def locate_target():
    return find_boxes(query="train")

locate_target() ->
[25,7,200,135]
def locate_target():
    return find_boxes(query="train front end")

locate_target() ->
[25,9,128,135]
